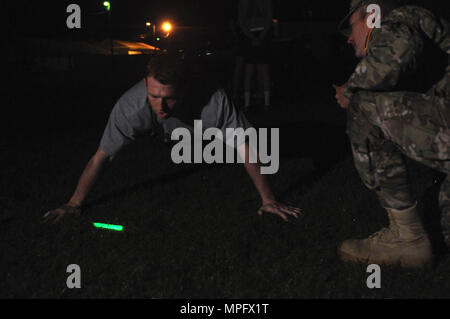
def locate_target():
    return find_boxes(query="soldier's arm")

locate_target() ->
[419,13,450,98]
[343,23,421,100]
[419,11,450,55]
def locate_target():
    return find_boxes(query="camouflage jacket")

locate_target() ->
[344,5,450,101]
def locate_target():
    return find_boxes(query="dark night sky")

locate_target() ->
[5,1,239,34]
[5,0,345,38]
[4,0,448,40]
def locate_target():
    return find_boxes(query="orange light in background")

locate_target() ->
[145,22,151,27]
[161,22,172,32]
[128,50,142,55]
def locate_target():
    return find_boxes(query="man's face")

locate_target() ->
[146,76,178,119]
[347,9,370,58]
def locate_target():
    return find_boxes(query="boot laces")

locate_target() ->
[368,227,392,241]
[368,211,399,241]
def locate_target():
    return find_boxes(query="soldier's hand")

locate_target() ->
[258,200,303,222]
[334,84,350,109]
[43,203,81,224]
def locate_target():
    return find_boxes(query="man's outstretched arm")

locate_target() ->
[237,142,302,222]
[43,148,109,223]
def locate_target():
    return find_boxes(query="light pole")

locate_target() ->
[103,1,113,56]
[145,21,156,41]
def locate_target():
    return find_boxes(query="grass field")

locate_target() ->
[2,64,449,299]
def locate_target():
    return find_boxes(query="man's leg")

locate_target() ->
[374,92,450,248]
[258,64,271,109]
[244,64,254,109]
[339,93,434,268]
[346,93,416,210]
[232,55,244,104]
[372,92,449,173]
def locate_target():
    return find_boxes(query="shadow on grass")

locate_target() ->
[83,164,215,210]
[276,122,350,201]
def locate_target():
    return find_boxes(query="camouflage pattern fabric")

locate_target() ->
[347,90,450,240]
[347,90,449,200]
[343,6,450,241]
[344,6,450,101]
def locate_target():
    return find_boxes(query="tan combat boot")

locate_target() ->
[338,204,434,268]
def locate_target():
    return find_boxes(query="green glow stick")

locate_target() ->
[93,222,123,231]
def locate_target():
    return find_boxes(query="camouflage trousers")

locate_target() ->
[346,90,450,241]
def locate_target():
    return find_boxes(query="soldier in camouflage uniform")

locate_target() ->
[334,0,449,268]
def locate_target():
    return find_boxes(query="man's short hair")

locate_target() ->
[145,54,186,88]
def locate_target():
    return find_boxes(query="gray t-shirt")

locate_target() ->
[100,80,253,157]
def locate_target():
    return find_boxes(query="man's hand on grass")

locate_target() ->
[258,200,303,222]
[43,203,81,224]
